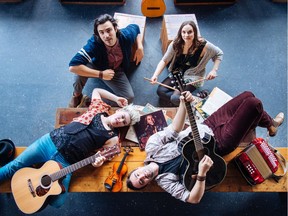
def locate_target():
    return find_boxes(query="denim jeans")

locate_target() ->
[157,76,196,105]
[0,133,71,208]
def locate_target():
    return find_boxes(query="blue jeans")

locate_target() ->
[0,133,71,208]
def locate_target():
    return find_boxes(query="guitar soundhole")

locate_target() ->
[41,175,52,188]
[35,175,52,197]
[192,148,210,162]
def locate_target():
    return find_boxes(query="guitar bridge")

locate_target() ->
[27,179,36,197]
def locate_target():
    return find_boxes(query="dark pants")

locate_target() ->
[73,63,134,103]
[157,76,196,105]
[204,91,273,156]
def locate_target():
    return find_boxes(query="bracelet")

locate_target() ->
[196,175,206,181]
[99,71,103,79]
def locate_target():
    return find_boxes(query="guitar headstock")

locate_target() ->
[98,144,121,161]
[171,70,186,93]
[123,146,133,154]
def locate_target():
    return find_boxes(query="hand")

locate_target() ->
[206,70,217,80]
[150,75,158,84]
[180,91,194,103]
[133,47,144,65]
[116,97,128,107]
[102,69,115,80]
[92,155,106,168]
[198,155,214,176]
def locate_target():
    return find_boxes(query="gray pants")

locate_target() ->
[73,63,134,103]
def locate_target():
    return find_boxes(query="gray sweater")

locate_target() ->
[162,40,223,87]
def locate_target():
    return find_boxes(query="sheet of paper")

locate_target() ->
[202,87,232,116]
[125,125,139,143]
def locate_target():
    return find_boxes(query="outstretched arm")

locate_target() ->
[69,65,115,81]
[92,88,128,107]
[186,155,214,203]
[133,34,144,65]
[172,91,194,133]
[150,60,168,84]
[206,59,221,80]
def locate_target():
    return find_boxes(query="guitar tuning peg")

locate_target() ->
[171,80,175,84]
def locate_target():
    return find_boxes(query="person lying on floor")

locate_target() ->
[0,88,140,208]
[126,90,284,203]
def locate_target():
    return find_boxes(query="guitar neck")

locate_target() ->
[116,152,129,174]
[184,101,203,153]
[50,153,100,181]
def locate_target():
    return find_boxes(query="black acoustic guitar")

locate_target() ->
[172,70,227,191]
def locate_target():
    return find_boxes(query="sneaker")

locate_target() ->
[68,93,83,108]
[268,112,284,137]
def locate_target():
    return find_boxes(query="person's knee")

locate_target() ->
[246,97,263,113]
[157,86,170,101]
[126,92,134,104]
[242,91,255,98]
[170,94,180,106]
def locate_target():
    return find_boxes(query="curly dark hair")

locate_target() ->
[93,14,120,38]
[173,20,201,57]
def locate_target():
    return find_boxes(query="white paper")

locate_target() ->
[202,87,232,116]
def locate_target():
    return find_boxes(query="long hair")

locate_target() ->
[119,104,140,125]
[93,14,120,38]
[173,20,201,57]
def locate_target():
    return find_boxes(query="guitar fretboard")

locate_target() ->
[50,153,100,181]
[184,101,203,153]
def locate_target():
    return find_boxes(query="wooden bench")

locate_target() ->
[160,14,201,54]
[0,146,287,193]
[0,107,287,193]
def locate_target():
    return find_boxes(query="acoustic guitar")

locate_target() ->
[104,147,132,192]
[11,145,120,214]
[172,70,227,191]
[141,0,166,18]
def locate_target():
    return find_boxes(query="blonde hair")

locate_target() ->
[119,104,140,125]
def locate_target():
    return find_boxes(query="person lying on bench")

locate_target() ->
[126,91,284,204]
[0,88,140,208]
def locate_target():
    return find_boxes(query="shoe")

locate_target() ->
[196,89,210,99]
[77,95,91,108]
[268,112,284,137]
[68,93,83,108]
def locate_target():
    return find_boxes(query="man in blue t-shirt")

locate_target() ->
[69,14,144,108]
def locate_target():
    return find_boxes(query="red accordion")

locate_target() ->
[234,138,284,185]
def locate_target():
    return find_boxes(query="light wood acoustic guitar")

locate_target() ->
[141,0,166,18]
[11,145,120,214]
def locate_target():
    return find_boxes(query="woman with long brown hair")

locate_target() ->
[150,20,223,105]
